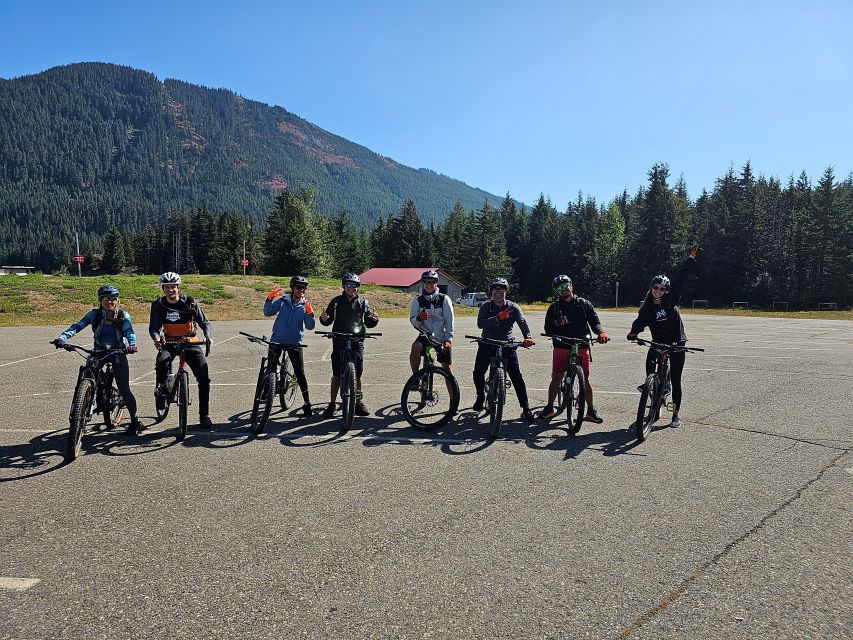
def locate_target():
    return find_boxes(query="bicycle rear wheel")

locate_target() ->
[635,374,658,442]
[340,361,356,433]
[401,367,459,430]
[252,370,276,434]
[279,356,298,410]
[177,370,189,441]
[107,384,126,429]
[66,377,95,462]
[487,367,505,440]
[564,367,586,435]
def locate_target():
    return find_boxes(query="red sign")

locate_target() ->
[239,259,249,267]
[73,255,85,264]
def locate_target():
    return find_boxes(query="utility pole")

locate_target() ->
[242,238,247,276]
[615,281,619,308]
[75,233,82,277]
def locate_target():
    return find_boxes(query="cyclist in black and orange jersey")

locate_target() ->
[148,272,213,427]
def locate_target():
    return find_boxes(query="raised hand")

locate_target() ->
[266,284,283,301]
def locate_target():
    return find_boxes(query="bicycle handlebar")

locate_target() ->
[56,343,129,357]
[239,331,306,349]
[541,333,597,346]
[316,331,382,340]
[464,335,528,348]
[415,330,446,349]
[630,337,704,353]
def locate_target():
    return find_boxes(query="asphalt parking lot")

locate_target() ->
[1,312,851,639]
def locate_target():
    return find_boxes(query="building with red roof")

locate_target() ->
[358,267,464,300]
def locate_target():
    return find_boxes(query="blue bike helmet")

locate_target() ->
[98,285,120,299]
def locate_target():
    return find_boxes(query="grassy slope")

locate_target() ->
[2,275,850,327]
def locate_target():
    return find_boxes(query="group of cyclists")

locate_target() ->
[52,244,702,434]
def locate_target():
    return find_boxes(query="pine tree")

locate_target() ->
[102,227,126,273]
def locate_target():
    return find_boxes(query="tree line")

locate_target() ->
[86,162,851,309]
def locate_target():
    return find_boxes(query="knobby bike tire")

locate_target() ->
[66,377,95,462]
[565,366,586,435]
[635,374,658,442]
[252,371,276,435]
[488,367,506,440]
[340,361,357,433]
[155,373,172,423]
[279,357,298,410]
[177,370,189,441]
[400,367,460,431]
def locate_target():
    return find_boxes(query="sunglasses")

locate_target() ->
[651,285,667,292]
[555,283,571,292]
[293,285,307,290]
[491,286,508,292]
[344,283,360,289]
[422,280,438,285]
[100,296,119,302]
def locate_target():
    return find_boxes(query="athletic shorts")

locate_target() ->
[552,346,590,380]
[414,335,451,364]
[331,342,364,378]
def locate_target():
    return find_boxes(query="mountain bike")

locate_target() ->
[542,334,597,434]
[240,331,306,434]
[55,343,130,462]
[317,330,382,432]
[400,330,460,430]
[631,338,704,441]
[154,338,209,441]
[465,335,528,440]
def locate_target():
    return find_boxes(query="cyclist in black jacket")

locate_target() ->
[319,273,379,418]
[627,244,701,428]
[540,275,609,424]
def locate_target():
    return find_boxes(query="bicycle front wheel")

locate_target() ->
[279,359,298,410]
[177,370,189,441]
[66,378,95,462]
[340,361,356,433]
[401,367,460,430]
[635,374,658,442]
[564,366,586,435]
[487,367,506,440]
[252,370,276,434]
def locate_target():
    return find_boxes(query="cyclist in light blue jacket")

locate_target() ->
[263,275,316,416]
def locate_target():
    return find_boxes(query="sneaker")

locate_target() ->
[584,406,604,423]
[472,398,485,412]
[354,401,370,416]
[302,403,312,418]
[322,403,336,419]
[521,408,536,423]
[670,416,681,428]
[126,417,144,434]
[199,415,213,428]
[539,404,557,420]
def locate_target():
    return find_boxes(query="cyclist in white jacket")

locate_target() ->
[408,270,455,376]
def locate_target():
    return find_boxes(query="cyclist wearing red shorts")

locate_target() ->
[540,275,609,423]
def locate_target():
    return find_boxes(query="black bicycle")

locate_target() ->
[465,335,529,440]
[317,330,382,432]
[631,338,704,441]
[154,338,209,441]
[240,331,306,434]
[55,343,130,462]
[401,331,460,430]
[542,334,598,434]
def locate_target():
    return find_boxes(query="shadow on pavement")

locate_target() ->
[0,428,67,482]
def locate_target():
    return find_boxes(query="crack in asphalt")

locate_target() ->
[615,448,850,639]
[695,420,853,452]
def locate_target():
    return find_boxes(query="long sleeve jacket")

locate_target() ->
[263,294,315,345]
[630,257,695,343]
[543,295,603,344]
[60,308,137,349]
[409,292,455,343]
[476,300,531,341]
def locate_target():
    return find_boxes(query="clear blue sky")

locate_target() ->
[2,0,851,209]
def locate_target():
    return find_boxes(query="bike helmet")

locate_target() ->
[342,272,361,287]
[488,277,509,291]
[290,275,309,288]
[552,275,572,291]
[650,274,670,290]
[98,285,120,299]
[159,271,182,286]
[421,269,439,282]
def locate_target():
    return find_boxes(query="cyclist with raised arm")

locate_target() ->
[473,277,536,423]
[52,285,141,433]
[319,273,379,418]
[540,275,609,424]
[263,275,315,417]
[149,272,213,428]
[409,269,455,375]
[627,244,702,428]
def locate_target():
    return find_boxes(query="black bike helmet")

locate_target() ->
[159,271,182,286]
[421,269,439,282]
[488,277,509,291]
[342,272,361,287]
[552,275,572,291]
[290,275,309,288]
[98,285,120,299]
[650,274,671,290]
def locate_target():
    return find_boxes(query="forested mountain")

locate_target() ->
[0,62,503,270]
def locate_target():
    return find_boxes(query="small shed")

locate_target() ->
[359,267,464,300]
[0,266,35,276]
